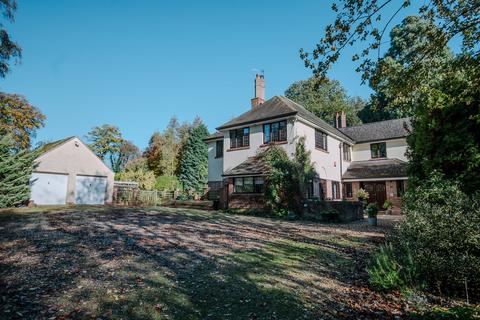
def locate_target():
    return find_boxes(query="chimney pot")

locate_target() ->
[251,73,265,109]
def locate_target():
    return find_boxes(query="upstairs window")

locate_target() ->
[233,176,264,193]
[315,129,328,151]
[343,143,351,161]
[230,127,250,149]
[215,140,223,158]
[263,120,287,144]
[370,142,387,159]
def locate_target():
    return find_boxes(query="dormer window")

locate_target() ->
[371,142,387,159]
[343,143,351,161]
[230,127,250,149]
[263,120,287,144]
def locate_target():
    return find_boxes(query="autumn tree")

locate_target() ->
[285,78,363,126]
[0,93,46,150]
[0,0,21,78]
[86,124,139,173]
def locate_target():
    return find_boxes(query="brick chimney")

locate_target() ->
[334,111,347,128]
[251,74,265,109]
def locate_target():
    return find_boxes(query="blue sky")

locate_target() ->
[1,0,418,149]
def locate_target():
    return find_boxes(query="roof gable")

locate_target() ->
[216,95,353,142]
[36,136,113,174]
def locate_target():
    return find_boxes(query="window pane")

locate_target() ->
[380,143,387,157]
[234,178,243,193]
[254,177,264,193]
[216,140,223,158]
[263,124,270,144]
[244,177,254,193]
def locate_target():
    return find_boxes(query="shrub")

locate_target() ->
[377,172,480,300]
[365,203,379,218]
[259,136,316,215]
[383,200,393,210]
[116,158,156,190]
[319,209,339,222]
[367,243,419,291]
[155,175,180,191]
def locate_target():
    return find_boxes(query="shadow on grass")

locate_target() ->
[0,206,397,319]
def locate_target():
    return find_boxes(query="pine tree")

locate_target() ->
[178,123,209,192]
[0,135,37,208]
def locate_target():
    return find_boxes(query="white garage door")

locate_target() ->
[75,175,107,205]
[30,172,68,205]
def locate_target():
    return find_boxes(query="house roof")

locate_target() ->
[216,95,354,143]
[223,156,269,177]
[35,136,75,155]
[339,117,411,143]
[203,131,223,141]
[342,159,407,180]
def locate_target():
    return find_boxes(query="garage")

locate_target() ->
[30,137,114,205]
[75,175,108,205]
[30,172,69,205]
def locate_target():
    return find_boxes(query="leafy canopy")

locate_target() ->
[285,77,363,126]
[0,93,45,150]
[0,0,21,78]
[85,124,139,173]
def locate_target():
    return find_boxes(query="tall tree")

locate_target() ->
[285,78,363,126]
[85,124,138,173]
[0,134,37,208]
[111,140,139,173]
[178,122,209,192]
[0,0,21,78]
[0,93,46,150]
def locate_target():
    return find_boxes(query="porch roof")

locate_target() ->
[342,158,407,181]
[223,156,269,177]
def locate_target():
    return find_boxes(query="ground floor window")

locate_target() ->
[344,182,353,198]
[332,181,341,199]
[396,180,405,197]
[233,176,264,194]
[307,181,314,198]
[319,179,327,200]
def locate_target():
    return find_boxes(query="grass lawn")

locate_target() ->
[0,206,416,319]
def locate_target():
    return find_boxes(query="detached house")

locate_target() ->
[205,74,410,211]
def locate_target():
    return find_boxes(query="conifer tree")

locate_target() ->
[0,135,37,208]
[178,122,209,192]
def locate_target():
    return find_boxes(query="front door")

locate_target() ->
[361,181,386,208]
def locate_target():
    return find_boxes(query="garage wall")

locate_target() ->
[34,137,114,204]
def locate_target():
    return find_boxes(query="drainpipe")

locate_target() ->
[339,142,343,199]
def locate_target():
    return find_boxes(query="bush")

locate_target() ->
[374,173,480,300]
[155,175,180,191]
[116,158,156,190]
[365,203,379,217]
[319,209,339,222]
[367,243,419,291]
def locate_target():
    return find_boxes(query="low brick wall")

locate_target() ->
[304,200,363,222]
[227,194,265,210]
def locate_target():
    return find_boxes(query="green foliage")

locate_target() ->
[365,203,378,218]
[367,243,419,291]
[319,209,339,222]
[260,136,316,215]
[0,1,21,78]
[0,92,46,150]
[383,200,393,210]
[155,175,180,191]
[116,158,156,190]
[178,122,209,192]
[413,306,480,320]
[284,77,363,125]
[356,188,369,200]
[376,173,480,299]
[0,135,37,208]
[144,116,201,176]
